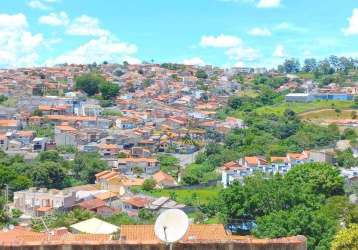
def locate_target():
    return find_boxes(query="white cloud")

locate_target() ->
[200,34,242,48]
[46,36,138,65]
[273,44,286,58]
[27,0,59,10]
[0,13,27,30]
[39,12,69,26]
[343,8,358,36]
[257,0,281,8]
[303,49,312,57]
[226,46,260,62]
[248,27,272,36]
[0,13,44,67]
[274,22,306,32]
[182,57,205,66]
[66,15,109,37]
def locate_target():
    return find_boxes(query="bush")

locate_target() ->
[142,178,156,191]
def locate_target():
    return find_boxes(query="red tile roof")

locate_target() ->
[77,198,106,210]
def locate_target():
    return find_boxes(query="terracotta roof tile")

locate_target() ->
[77,198,106,210]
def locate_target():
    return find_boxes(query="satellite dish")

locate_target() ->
[154,209,189,244]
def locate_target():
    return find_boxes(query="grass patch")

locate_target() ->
[296,72,315,79]
[147,187,221,205]
[254,100,353,116]
[299,109,358,121]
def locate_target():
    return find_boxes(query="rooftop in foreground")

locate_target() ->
[0,225,307,249]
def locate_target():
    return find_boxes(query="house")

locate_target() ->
[115,158,160,175]
[221,150,328,187]
[15,131,35,145]
[0,119,20,131]
[38,104,72,115]
[13,188,76,216]
[75,198,116,217]
[146,197,186,213]
[32,137,47,151]
[285,93,313,102]
[70,218,119,234]
[270,157,291,174]
[98,144,120,157]
[95,170,144,195]
[286,151,309,165]
[239,156,268,171]
[131,147,151,158]
[116,117,136,129]
[153,171,177,188]
[0,133,9,150]
[55,123,78,147]
[121,196,151,216]
[94,191,121,209]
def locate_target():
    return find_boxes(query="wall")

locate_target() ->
[1,237,307,250]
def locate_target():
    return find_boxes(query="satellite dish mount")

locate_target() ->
[154,209,189,250]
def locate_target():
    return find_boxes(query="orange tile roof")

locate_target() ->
[0,133,6,140]
[153,171,176,185]
[94,191,118,201]
[120,224,230,244]
[55,125,77,132]
[95,170,111,178]
[16,131,34,137]
[38,104,70,111]
[77,198,106,210]
[118,157,158,163]
[0,120,18,127]
[121,178,144,186]
[0,226,111,246]
[244,156,267,165]
[98,144,119,149]
[120,225,158,244]
[122,197,150,208]
[221,161,242,170]
[46,115,96,122]
[36,206,53,212]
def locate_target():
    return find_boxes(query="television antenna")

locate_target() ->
[154,209,189,250]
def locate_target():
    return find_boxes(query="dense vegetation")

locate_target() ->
[0,150,108,193]
[75,73,120,100]
[182,109,341,185]
[278,55,358,87]
[31,208,155,232]
[204,163,358,249]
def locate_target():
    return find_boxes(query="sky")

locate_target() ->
[1,0,358,68]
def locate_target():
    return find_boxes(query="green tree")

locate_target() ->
[138,209,154,222]
[195,69,208,79]
[142,178,156,191]
[72,153,108,184]
[32,109,43,116]
[285,163,344,197]
[332,224,358,250]
[253,206,336,250]
[158,154,180,178]
[30,162,66,189]
[336,149,358,169]
[75,73,104,96]
[228,96,242,109]
[99,81,120,100]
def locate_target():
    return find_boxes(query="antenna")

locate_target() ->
[154,209,189,250]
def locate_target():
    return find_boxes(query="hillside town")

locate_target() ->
[0,59,358,249]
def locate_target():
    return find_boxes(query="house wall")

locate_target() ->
[0,238,307,250]
[55,132,77,146]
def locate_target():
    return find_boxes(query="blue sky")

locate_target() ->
[0,0,358,68]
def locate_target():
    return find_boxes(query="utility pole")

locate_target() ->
[4,184,9,213]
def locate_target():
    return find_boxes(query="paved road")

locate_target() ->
[170,148,205,169]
